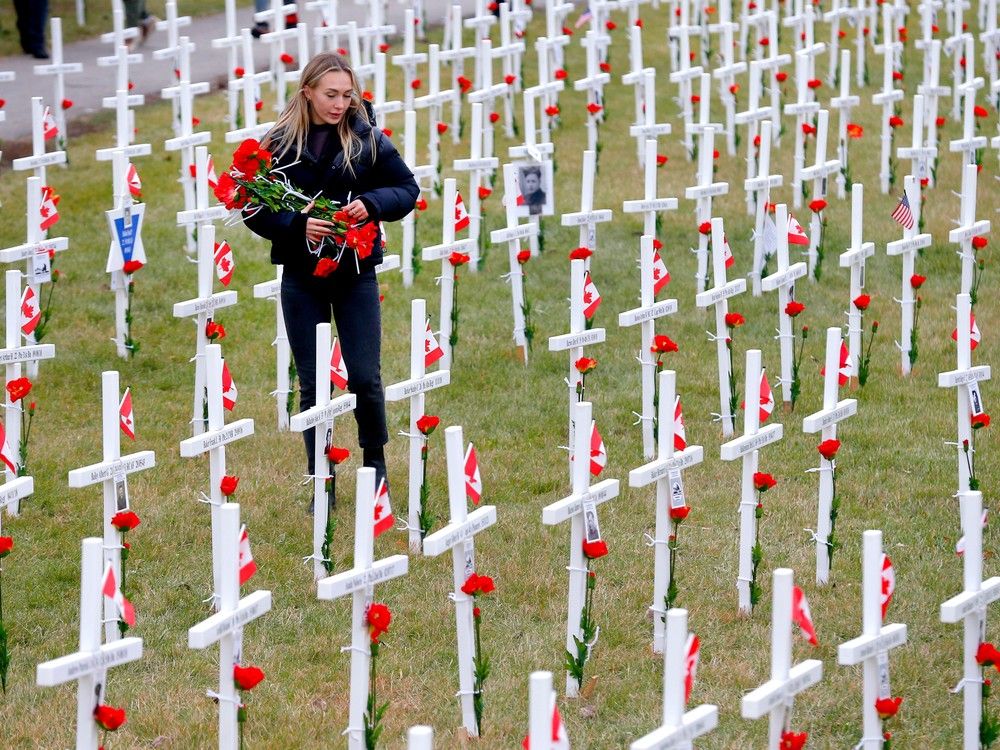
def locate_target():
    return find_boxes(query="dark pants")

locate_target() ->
[123,0,149,29]
[281,267,387,475]
[13,0,47,55]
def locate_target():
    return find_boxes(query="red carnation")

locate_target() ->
[449,252,471,267]
[753,472,777,492]
[477,185,491,200]
[314,258,339,277]
[415,197,427,211]
[586,102,603,115]
[807,78,821,89]
[367,602,392,641]
[327,445,351,464]
[517,249,531,264]
[416,414,441,435]
[582,539,609,559]
[978,642,1000,670]
[725,312,746,328]
[888,115,904,128]
[545,105,560,117]
[575,357,598,374]
[122,259,144,274]
[233,664,266,691]
[410,78,421,89]
[698,221,712,235]
[461,573,496,596]
[569,247,593,260]
[220,475,239,496]
[775,71,788,83]
[972,413,991,430]
[779,732,807,750]
[656,154,668,166]
[5,377,31,402]
[280,52,294,65]
[94,704,127,732]
[436,122,449,135]
[0,537,13,558]
[61,98,74,109]
[972,236,988,250]
[875,696,903,720]
[554,68,568,80]
[808,199,827,213]
[785,300,806,317]
[205,320,226,341]
[111,511,141,532]
[489,112,500,123]
[853,294,871,310]
[669,505,691,521]
[650,335,679,354]
[817,438,841,461]
[910,274,926,289]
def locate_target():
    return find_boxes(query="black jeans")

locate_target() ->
[281,267,387,475]
[13,0,48,54]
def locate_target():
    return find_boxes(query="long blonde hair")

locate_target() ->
[264,52,376,175]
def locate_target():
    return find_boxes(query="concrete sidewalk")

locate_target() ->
[0,2,477,144]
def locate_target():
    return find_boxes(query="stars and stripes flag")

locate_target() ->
[652,249,671,295]
[330,337,349,390]
[119,387,135,441]
[214,240,235,286]
[454,191,470,232]
[424,320,444,367]
[574,6,593,28]
[0,423,18,474]
[684,633,701,704]
[952,313,982,350]
[890,193,914,230]
[19,287,40,335]
[674,395,687,452]
[238,524,257,585]
[880,553,895,620]
[373,477,394,537]
[42,105,58,140]
[222,360,238,411]
[39,186,60,231]
[465,443,482,505]
[102,564,136,628]
[792,585,819,646]
[126,163,142,199]
[521,691,571,749]
[582,271,602,319]
[589,420,607,476]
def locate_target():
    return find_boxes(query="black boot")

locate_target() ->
[363,446,388,492]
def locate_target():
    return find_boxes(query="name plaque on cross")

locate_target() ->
[188,590,272,648]
[288,394,356,431]
[423,506,497,556]
[68,452,155,487]
[179,420,254,456]
[317,556,410,600]
[720,424,783,460]
[386,371,451,400]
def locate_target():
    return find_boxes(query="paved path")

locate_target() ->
[0,1,478,143]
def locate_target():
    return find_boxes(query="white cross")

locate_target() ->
[392,8,428,110]
[754,11,791,143]
[454,103,500,271]
[542,0,574,73]
[254,0,300,112]
[885,176,932,376]
[941,491,1000,750]
[709,0,747,157]
[721,349,783,613]
[33,17,83,151]
[631,609,718,749]
[439,4,478,140]
[622,24,649,166]
[950,81,989,171]
[837,530,908,750]
[695,218,746,437]
[371,51,402,133]
[180,345,256,607]
[188,503,272,750]
[625,136,678,242]
[400,109,436,288]
[467,39,508,181]
[871,5,904,194]
[261,16,309,115]
[385,298,451,551]
[408,725,434,749]
[95,44,152,164]
[11,97,68,184]
[104,150,148,359]
[619,237,680,459]
[685,128,729,294]
[210,0,243,125]
[949,164,991,298]
[938,293,991,493]
[422,178,476,371]
[527,671,558,748]
[918,40,949,168]
[802,328,858,584]
[823,0,852,87]
[838,184,875,385]
[414,44,460,195]
[490,163,538,362]
[318,467,409,749]
[747,121,784,296]
[463,0,498,43]
[630,370,704,653]
[737,60,777,220]
[668,0,706,158]
[37,537,143,750]
[801,110,841,279]
[524,43,566,164]
[943,2,972,119]
[307,0,341,52]
[423,425,497,736]
[0,70,12,124]
[783,52,821,210]
[562,150,613,255]
[98,3,140,63]
[252,267,294,431]
[495,3,527,140]
[741,568,823,747]
[575,30,612,152]
[542,400,620,697]
[897,94,936,185]
[831,50,861,199]
[151,0,193,138]
[225,30,275,144]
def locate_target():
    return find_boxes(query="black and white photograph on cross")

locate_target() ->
[514,160,553,217]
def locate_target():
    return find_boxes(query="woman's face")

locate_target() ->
[304,70,354,125]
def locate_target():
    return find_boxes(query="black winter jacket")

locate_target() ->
[243,102,419,275]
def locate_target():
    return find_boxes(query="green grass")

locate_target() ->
[0,5,998,748]
[0,1,237,57]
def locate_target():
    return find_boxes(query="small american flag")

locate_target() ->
[574,6,593,28]
[890,193,914,230]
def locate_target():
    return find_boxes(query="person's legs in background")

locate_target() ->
[251,0,270,38]
[13,0,49,59]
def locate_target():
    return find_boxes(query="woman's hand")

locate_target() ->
[343,199,369,223]
[302,201,337,245]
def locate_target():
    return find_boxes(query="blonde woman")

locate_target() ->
[244,53,419,506]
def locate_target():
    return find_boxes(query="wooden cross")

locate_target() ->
[938,293,991,494]
[525,39,567,157]
[871,4,904,194]
[784,51,821,209]
[709,0,747,156]
[495,3,527,140]
[33,17,83,151]
[803,328,857,584]
[385,298,451,551]
[625,135,678,242]
[622,24,649,165]
[400,109,436,288]
[897,94,936,185]
[837,530,908,750]
[631,609,718,748]
[575,30,612,152]
[151,0,193,137]
[188,503,272,750]
[392,7,428,110]
[755,11,791,144]
[949,163,991,298]
[180,344,256,607]
[413,43,457,194]
[37,537,144,750]
[307,0,341,52]
[466,38,508,179]
[949,81,989,171]
[838,184,875,386]
[941,491,1000,750]
[252,267,294,431]
[209,0,243,125]
[823,0,852,87]
[68,370,156,641]
[738,60,777,214]
[721,349,784,613]
[542,399,620,697]
[225,29,275,144]
[747,121,784,296]
[259,11,308,115]
[619,237,680,459]
[422,178,476,370]
[668,0,706,158]
[463,0,498,44]
[289,323,357,579]
[98,3,140,63]
[11,97,68,184]
[162,37,212,253]
[886,176,932,376]
[696,218,746,437]
[801,110,841,278]
[423,425,498,736]
[741,568,823,747]
[490,163,538,363]
[917,39,949,170]
[562,150,612,254]
[95,44,151,164]
[943,3,973,120]
[454,103,500,270]
[685,127,729,294]
[629,370,704,652]
[542,1,574,74]
[439,4,477,140]
[317,467,409,750]
[831,50,860,199]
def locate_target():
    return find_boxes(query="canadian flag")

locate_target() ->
[214,241,235,286]
[684,633,700,704]
[126,162,142,199]
[42,105,58,140]
[19,287,41,335]
[821,341,854,386]
[582,271,602,319]
[39,186,59,231]
[190,157,219,188]
[424,320,444,367]
[222,360,238,411]
[792,585,819,646]
[759,369,775,423]
[952,313,982,350]
[330,337,349,390]
[454,191,470,232]
[238,524,258,585]
[957,509,989,555]
[880,553,894,620]
[673,395,687,451]
[102,564,136,628]
[465,443,482,505]
[515,193,526,207]
[521,691,571,750]
[589,420,607,476]
[652,250,671,295]
[119,387,135,441]
[722,234,735,268]
[0,423,18,474]
[373,477,394,537]
[787,213,809,245]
